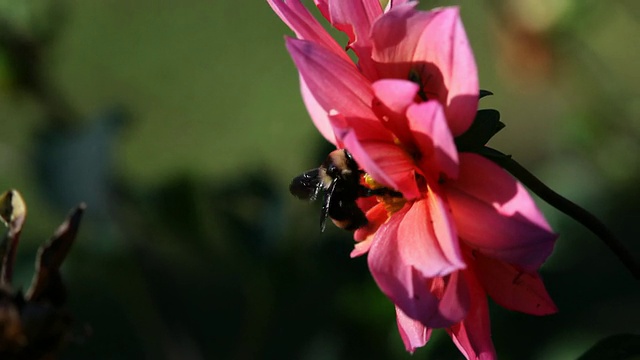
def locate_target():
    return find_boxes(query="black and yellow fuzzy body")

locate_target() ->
[290,149,399,232]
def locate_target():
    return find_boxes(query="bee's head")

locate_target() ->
[323,149,357,178]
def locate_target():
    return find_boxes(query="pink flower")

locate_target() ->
[269,1,558,358]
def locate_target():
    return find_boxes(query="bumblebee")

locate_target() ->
[289,149,401,231]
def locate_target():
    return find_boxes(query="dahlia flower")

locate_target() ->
[269,1,557,357]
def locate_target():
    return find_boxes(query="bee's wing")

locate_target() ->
[320,178,338,232]
[289,169,322,200]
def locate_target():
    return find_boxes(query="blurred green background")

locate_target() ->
[1,0,639,359]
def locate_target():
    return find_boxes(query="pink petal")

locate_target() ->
[371,79,419,146]
[341,129,420,199]
[369,3,420,79]
[426,184,465,270]
[367,202,469,327]
[371,6,478,136]
[329,111,392,145]
[372,79,419,115]
[472,251,557,315]
[313,0,330,20]
[285,38,376,120]
[430,270,470,328]
[447,269,497,360]
[320,0,382,44]
[356,196,379,217]
[300,76,336,144]
[330,114,420,199]
[351,237,373,258]
[454,154,554,231]
[268,0,350,62]
[353,202,388,257]
[397,199,464,277]
[386,0,411,11]
[406,101,459,181]
[395,306,432,353]
[328,102,407,183]
[354,202,388,242]
[447,154,557,272]
[316,0,383,79]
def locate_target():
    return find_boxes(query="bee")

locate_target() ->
[289,149,401,231]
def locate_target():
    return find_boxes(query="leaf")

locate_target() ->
[454,109,505,152]
[479,89,493,99]
[26,203,85,305]
[576,334,640,360]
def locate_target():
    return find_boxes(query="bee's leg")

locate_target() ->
[359,186,402,198]
[320,179,338,232]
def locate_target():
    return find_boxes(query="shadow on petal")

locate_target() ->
[471,250,557,315]
[395,305,432,353]
[371,6,479,135]
[448,153,556,271]
[447,269,497,360]
[368,207,469,327]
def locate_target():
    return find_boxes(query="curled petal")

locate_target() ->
[342,130,420,199]
[372,6,478,135]
[316,0,382,45]
[372,79,419,115]
[351,237,373,258]
[268,0,349,62]
[286,38,376,120]
[315,0,382,78]
[447,154,557,272]
[447,269,497,360]
[397,200,464,277]
[349,236,373,258]
[328,112,398,193]
[430,270,470,328]
[426,184,465,270]
[368,203,469,327]
[329,111,409,197]
[354,202,388,242]
[395,306,431,353]
[352,202,387,257]
[406,101,459,180]
[314,0,330,20]
[371,79,419,145]
[472,252,557,315]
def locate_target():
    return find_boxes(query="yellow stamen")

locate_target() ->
[363,173,407,215]
[381,195,406,214]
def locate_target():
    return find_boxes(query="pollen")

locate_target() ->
[363,174,407,215]
[364,173,384,189]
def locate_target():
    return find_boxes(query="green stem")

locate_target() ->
[482,147,640,280]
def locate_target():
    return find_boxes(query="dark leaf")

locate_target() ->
[455,109,505,152]
[26,204,85,304]
[479,89,494,98]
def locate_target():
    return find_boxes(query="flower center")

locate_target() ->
[408,68,429,102]
[363,173,407,214]
[408,64,446,104]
